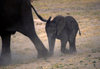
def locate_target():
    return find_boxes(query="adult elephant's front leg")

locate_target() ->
[0,34,11,64]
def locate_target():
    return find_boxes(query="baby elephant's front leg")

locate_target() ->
[61,40,69,54]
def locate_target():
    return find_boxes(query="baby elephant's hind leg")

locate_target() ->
[69,31,77,53]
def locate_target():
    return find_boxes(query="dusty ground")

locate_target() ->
[0,0,100,69]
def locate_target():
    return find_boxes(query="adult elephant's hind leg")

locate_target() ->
[18,25,49,58]
[19,0,49,58]
[0,34,11,65]
[29,32,49,58]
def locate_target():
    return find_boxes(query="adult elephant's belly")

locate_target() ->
[0,15,17,35]
[0,0,21,35]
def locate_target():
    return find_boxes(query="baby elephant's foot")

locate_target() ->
[61,48,69,54]
[69,49,77,54]
[49,51,54,56]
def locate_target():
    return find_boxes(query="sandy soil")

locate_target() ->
[0,0,100,69]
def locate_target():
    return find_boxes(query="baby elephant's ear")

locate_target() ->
[57,18,66,35]
[47,16,52,23]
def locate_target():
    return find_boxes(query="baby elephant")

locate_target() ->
[31,6,81,55]
[45,15,81,55]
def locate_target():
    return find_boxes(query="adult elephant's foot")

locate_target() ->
[37,49,49,58]
[0,54,11,66]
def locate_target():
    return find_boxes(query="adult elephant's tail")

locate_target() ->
[31,5,47,22]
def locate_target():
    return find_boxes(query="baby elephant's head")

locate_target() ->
[45,17,56,38]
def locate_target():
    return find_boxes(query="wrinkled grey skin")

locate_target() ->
[45,16,81,55]
[0,0,49,64]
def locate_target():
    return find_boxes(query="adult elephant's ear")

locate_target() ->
[56,16,66,35]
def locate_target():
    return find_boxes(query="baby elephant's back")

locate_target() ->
[53,15,65,35]
[64,16,79,30]
[53,15,65,25]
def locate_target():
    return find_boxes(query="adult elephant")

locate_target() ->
[0,0,49,62]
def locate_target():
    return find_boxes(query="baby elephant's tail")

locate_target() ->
[78,27,81,36]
